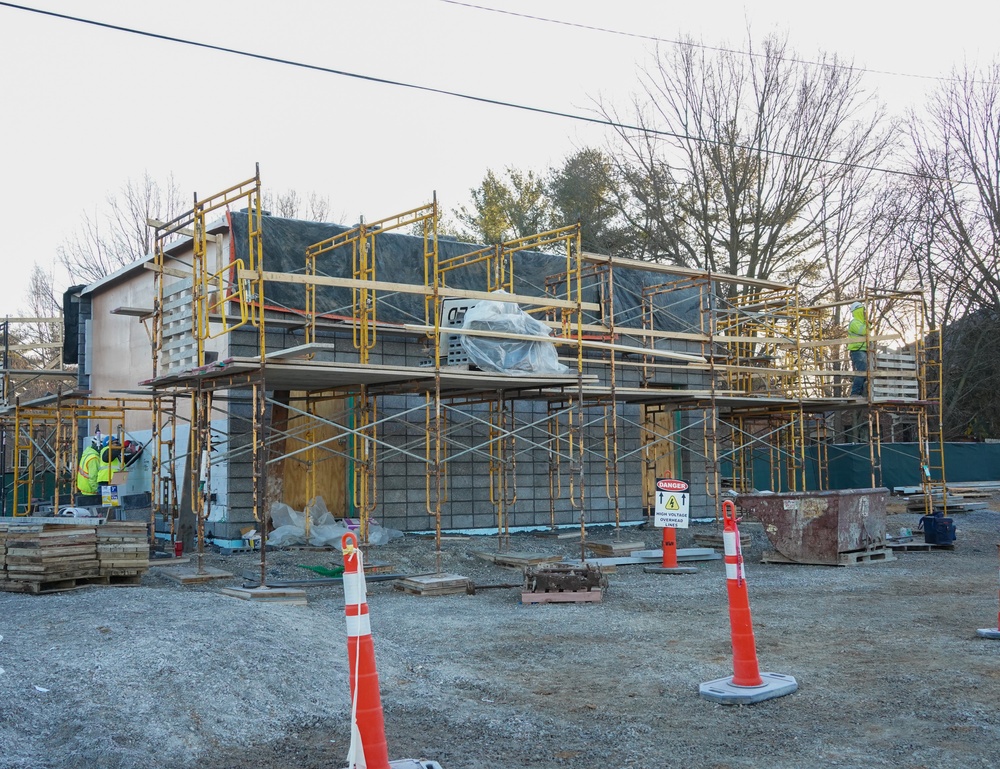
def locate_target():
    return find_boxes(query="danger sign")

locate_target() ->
[654,478,690,528]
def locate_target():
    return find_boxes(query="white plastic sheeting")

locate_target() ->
[459,291,569,375]
[266,497,403,547]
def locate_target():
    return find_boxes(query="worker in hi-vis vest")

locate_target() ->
[75,438,103,497]
[847,301,870,398]
[75,436,126,501]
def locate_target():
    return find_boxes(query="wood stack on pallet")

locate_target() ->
[97,523,150,583]
[585,539,644,557]
[393,572,472,597]
[0,521,99,593]
[0,519,150,594]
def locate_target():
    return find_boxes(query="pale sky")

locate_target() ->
[1,0,998,316]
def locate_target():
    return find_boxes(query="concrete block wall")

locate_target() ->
[375,397,647,533]
[216,387,257,541]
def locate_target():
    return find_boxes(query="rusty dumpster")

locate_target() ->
[735,488,891,565]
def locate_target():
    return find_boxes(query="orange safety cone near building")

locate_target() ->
[699,500,798,705]
[340,533,445,769]
[976,543,1000,640]
[644,525,697,575]
[342,532,391,769]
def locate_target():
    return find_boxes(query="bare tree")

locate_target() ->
[603,34,893,292]
[58,175,341,286]
[911,62,1000,316]
[57,172,184,284]
[262,189,334,222]
[908,61,1000,438]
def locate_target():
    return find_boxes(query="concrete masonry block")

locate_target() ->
[382,489,406,505]
[450,514,475,529]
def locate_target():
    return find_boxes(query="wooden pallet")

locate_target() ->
[762,546,896,566]
[888,542,956,552]
[393,573,472,597]
[521,589,603,605]
[0,573,106,594]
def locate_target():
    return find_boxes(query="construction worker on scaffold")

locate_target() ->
[847,301,870,399]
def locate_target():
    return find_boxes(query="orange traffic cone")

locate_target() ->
[644,525,697,575]
[977,543,1000,640]
[699,500,797,704]
[342,532,391,769]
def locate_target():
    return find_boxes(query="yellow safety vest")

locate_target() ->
[847,307,868,352]
[76,446,101,495]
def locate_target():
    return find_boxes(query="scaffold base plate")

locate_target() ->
[699,672,798,705]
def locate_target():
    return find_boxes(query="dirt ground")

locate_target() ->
[1,497,999,769]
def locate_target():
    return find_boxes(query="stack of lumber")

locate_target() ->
[96,522,150,583]
[0,521,99,593]
[393,572,472,596]
[0,518,150,594]
[585,539,644,557]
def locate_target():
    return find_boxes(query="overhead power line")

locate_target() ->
[439,0,970,85]
[0,1,933,182]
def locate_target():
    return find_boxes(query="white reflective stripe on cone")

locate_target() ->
[725,562,739,580]
[346,613,372,638]
[344,572,365,603]
[723,530,737,557]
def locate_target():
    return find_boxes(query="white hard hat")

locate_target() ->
[849,301,863,311]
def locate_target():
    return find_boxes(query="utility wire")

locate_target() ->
[440,0,972,85]
[0,1,939,183]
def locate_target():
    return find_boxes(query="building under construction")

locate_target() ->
[1,170,946,557]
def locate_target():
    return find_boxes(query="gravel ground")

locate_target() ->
[1,499,999,769]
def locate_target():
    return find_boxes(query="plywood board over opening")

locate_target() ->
[641,406,679,510]
[276,392,349,517]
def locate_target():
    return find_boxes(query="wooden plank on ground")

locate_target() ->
[471,551,563,568]
[585,540,645,557]
[159,566,235,584]
[521,589,603,605]
[393,573,471,596]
